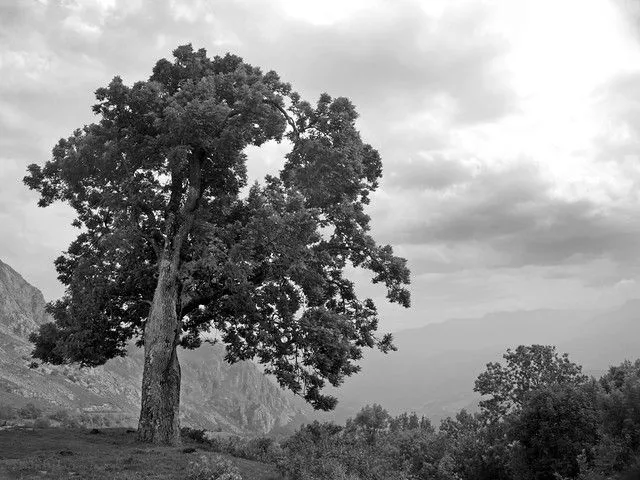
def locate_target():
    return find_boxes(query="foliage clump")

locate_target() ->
[18,403,43,419]
[278,409,437,480]
[180,427,282,464]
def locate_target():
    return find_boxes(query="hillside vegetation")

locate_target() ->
[277,349,640,480]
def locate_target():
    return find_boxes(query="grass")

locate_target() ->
[0,427,282,480]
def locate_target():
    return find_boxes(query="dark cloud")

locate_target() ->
[377,160,640,275]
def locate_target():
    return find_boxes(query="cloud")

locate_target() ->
[0,160,76,300]
[375,158,640,277]
[2,0,640,323]
[253,1,516,125]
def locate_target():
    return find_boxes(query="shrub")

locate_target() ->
[244,436,281,463]
[196,434,282,464]
[18,403,42,419]
[48,408,83,428]
[34,417,51,429]
[99,415,112,427]
[0,403,17,420]
[64,416,81,428]
[278,415,448,480]
[78,413,92,426]
[48,409,71,423]
[182,426,209,445]
[186,454,243,480]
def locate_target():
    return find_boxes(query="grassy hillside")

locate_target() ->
[0,427,281,480]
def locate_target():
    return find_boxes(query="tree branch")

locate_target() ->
[264,99,299,139]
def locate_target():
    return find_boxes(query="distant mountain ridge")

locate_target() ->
[0,258,302,434]
[314,301,640,425]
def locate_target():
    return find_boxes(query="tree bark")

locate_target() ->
[136,150,204,445]
[137,257,182,445]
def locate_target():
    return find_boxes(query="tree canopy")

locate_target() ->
[509,383,599,480]
[474,344,587,419]
[24,44,410,413]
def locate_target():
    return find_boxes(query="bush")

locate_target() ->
[99,415,112,427]
[0,404,17,420]
[243,436,281,463]
[180,427,282,464]
[47,409,84,428]
[64,416,81,428]
[48,409,71,423]
[182,427,209,444]
[34,417,51,429]
[278,415,452,480]
[18,403,42,419]
[186,454,243,480]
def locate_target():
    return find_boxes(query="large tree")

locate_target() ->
[24,45,410,444]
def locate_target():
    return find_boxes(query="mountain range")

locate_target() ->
[313,301,640,425]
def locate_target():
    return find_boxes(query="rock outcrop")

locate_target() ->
[0,260,49,339]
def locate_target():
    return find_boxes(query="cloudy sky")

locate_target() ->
[2,0,640,331]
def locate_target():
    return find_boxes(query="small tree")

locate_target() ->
[24,45,410,444]
[346,404,392,445]
[474,345,587,420]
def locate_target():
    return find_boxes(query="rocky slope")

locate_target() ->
[0,258,301,434]
[0,260,49,338]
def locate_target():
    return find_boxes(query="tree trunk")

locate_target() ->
[137,151,204,445]
[137,257,182,445]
